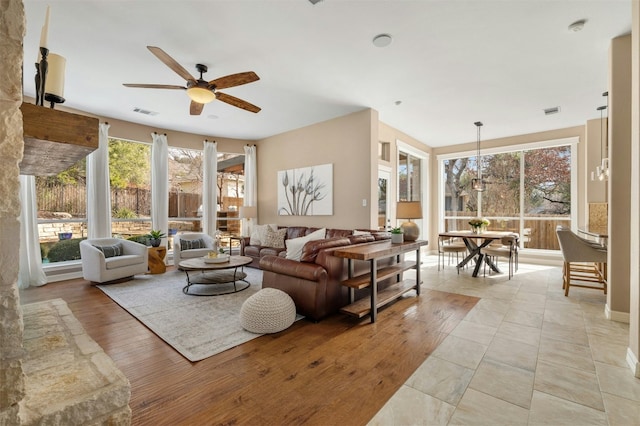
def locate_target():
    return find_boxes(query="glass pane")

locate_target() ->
[443,158,477,216]
[378,176,387,230]
[168,147,203,226]
[36,157,87,264]
[217,153,245,237]
[524,146,571,217]
[481,152,521,217]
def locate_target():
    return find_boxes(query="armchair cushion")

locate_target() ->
[180,238,206,251]
[93,243,123,258]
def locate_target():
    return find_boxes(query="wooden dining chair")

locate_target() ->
[480,234,519,279]
[438,236,467,272]
[555,226,607,296]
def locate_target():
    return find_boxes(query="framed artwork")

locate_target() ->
[277,163,333,215]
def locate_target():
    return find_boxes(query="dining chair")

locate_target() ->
[438,235,467,272]
[480,234,519,279]
[555,226,607,296]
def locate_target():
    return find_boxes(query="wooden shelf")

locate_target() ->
[341,260,416,289]
[20,103,99,176]
[340,279,417,318]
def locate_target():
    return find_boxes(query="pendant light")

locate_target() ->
[471,121,486,191]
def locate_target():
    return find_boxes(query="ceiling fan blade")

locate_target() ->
[147,46,196,82]
[210,72,259,90]
[215,92,261,113]
[190,101,204,116]
[123,83,186,90]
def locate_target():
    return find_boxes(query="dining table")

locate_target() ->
[439,230,515,277]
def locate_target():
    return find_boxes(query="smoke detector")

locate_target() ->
[568,19,587,32]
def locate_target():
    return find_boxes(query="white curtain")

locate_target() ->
[202,140,218,236]
[151,132,169,244]
[244,144,257,206]
[243,144,257,234]
[18,175,47,289]
[87,122,112,238]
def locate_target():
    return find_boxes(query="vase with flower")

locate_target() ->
[469,218,490,234]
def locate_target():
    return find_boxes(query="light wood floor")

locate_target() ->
[19,268,477,426]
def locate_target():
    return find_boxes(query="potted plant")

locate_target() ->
[147,230,166,247]
[390,227,404,244]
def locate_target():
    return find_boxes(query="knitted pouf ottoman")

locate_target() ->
[240,288,296,334]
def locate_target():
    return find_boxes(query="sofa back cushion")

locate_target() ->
[300,237,351,263]
[286,226,309,240]
[263,227,288,248]
[347,234,376,245]
[324,228,353,238]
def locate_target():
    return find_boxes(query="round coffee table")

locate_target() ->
[178,255,252,296]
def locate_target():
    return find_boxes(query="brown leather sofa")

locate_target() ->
[239,226,388,268]
[258,231,396,321]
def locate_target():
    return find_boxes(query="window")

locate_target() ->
[36,159,88,264]
[109,138,152,242]
[168,147,203,245]
[441,141,574,251]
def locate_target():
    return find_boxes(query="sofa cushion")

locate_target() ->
[285,228,326,261]
[286,227,310,240]
[180,238,206,251]
[180,248,212,260]
[263,227,287,248]
[300,237,351,263]
[93,243,123,258]
[260,247,286,257]
[347,234,376,245]
[353,229,371,236]
[250,224,277,246]
[105,254,143,269]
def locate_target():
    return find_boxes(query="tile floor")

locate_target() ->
[368,255,640,425]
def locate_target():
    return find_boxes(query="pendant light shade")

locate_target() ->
[472,121,486,192]
[592,95,608,182]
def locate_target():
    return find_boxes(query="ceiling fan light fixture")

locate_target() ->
[187,86,216,104]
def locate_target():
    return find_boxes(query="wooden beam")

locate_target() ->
[20,102,99,176]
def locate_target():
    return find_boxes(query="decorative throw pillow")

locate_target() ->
[180,238,205,251]
[262,227,288,249]
[353,229,371,236]
[94,243,123,258]
[250,224,277,246]
[285,228,326,261]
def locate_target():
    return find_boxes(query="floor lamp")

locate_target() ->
[396,201,422,241]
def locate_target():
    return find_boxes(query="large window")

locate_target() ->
[441,141,574,251]
[36,159,88,264]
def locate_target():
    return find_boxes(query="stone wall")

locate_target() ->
[0,1,27,425]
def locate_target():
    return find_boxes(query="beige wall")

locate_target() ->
[628,0,639,376]
[608,34,632,319]
[255,109,377,230]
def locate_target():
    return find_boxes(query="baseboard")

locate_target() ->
[627,347,640,378]
[604,303,631,323]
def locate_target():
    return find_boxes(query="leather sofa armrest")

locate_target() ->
[259,255,326,281]
[238,236,251,254]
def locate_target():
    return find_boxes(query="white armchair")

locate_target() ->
[173,233,216,268]
[80,238,148,283]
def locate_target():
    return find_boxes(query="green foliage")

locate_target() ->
[127,235,150,245]
[147,230,166,239]
[36,158,86,186]
[108,138,151,189]
[47,238,83,262]
[112,207,138,219]
[390,227,403,234]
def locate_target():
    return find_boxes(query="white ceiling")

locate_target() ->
[22,0,632,148]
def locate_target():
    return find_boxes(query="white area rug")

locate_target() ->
[97,267,269,362]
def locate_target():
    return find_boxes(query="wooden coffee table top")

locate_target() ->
[178,255,252,271]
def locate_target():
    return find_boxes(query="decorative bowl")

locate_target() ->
[203,254,230,264]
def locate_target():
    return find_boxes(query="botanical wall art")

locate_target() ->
[277,163,333,216]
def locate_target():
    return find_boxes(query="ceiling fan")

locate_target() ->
[123,46,261,116]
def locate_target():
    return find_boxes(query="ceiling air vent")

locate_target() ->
[132,107,158,116]
[544,106,560,115]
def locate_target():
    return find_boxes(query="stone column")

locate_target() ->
[0,0,26,424]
